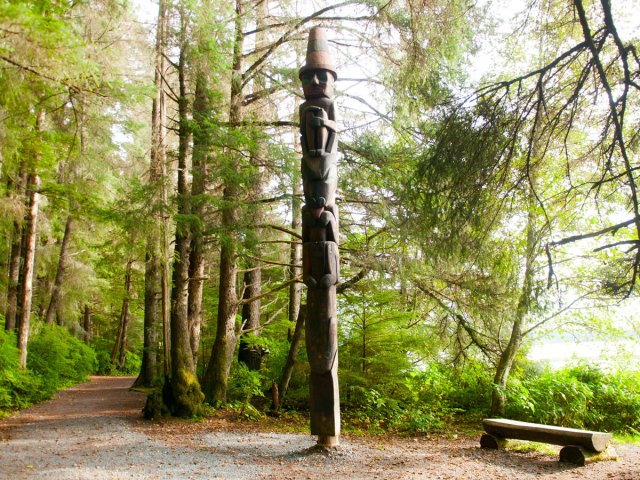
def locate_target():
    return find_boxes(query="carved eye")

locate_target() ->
[301,70,329,84]
[316,71,329,82]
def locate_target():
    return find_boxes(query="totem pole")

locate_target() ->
[299,26,340,447]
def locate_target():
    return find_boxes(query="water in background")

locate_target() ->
[528,339,640,369]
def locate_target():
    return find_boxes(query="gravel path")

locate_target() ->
[0,377,274,479]
[1,376,639,479]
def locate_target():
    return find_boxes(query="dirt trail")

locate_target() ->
[1,376,639,479]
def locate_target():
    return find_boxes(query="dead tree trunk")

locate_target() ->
[45,216,73,325]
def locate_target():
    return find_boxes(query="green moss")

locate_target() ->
[167,369,204,418]
[142,389,170,420]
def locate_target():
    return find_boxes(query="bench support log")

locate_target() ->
[559,445,618,466]
[480,434,509,449]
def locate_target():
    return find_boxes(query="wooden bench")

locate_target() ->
[480,418,615,466]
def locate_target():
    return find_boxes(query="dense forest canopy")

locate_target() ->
[1,0,639,432]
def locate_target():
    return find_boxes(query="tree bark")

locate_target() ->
[490,190,537,416]
[83,304,92,344]
[165,8,204,417]
[238,269,263,370]
[111,259,133,369]
[5,167,27,331]
[138,0,168,387]
[277,308,305,409]
[44,216,73,325]
[187,73,210,368]
[118,260,133,370]
[5,222,23,331]
[236,0,269,373]
[288,161,303,324]
[204,225,240,404]
[17,173,41,369]
[203,0,245,405]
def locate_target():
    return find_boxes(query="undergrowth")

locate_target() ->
[0,323,96,416]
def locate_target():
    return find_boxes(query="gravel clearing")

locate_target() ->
[1,376,639,479]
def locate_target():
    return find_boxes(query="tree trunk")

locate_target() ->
[111,260,133,369]
[5,168,27,331]
[362,308,367,374]
[119,260,133,370]
[288,96,303,326]
[45,216,73,325]
[203,0,245,405]
[83,304,92,343]
[137,243,161,385]
[6,221,23,331]
[17,173,41,369]
[204,231,240,404]
[238,269,263,370]
[490,190,537,416]
[138,0,168,387]
[235,0,269,373]
[187,73,210,369]
[277,308,305,409]
[170,42,195,377]
[165,12,203,417]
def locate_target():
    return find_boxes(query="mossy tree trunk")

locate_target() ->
[166,15,204,416]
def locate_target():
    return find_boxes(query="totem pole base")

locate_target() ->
[317,435,340,448]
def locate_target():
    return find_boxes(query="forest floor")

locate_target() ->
[0,377,639,479]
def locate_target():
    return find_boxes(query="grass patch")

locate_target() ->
[507,440,560,455]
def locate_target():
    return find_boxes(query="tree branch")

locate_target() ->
[239,277,299,305]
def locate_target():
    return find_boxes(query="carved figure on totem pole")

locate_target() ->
[299,26,340,447]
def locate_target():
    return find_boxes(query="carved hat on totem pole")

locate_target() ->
[299,26,337,80]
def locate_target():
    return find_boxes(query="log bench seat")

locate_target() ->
[480,418,615,466]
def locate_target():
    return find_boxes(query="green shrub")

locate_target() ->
[228,362,265,402]
[224,362,265,419]
[344,364,473,434]
[507,364,640,433]
[28,324,97,395]
[446,361,492,413]
[0,329,43,412]
[119,351,142,375]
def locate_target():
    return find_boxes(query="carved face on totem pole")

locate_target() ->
[299,26,337,100]
[301,69,335,99]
